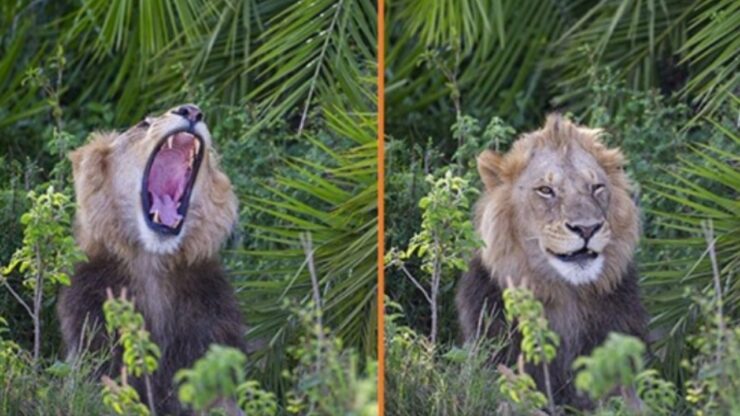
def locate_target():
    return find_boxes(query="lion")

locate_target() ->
[58,104,245,414]
[456,114,648,408]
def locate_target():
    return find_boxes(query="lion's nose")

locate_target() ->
[173,104,204,123]
[566,222,603,240]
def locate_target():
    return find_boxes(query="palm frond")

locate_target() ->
[678,0,740,118]
[237,106,377,391]
[387,0,565,140]
[246,0,376,131]
[645,119,739,382]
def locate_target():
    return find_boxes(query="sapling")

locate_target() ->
[1,186,83,363]
[386,171,480,343]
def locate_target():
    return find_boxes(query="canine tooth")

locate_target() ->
[152,210,161,223]
[194,140,200,155]
[172,218,181,228]
[167,136,174,149]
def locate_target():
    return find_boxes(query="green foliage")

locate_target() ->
[644,121,739,383]
[239,105,378,393]
[0,316,24,375]
[496,359,548,413]
[176,345,277,415]
[0,315,110,415]
[502,284,559,366]
[102,290,159,414]
[574,333,645,400]
[238,381,280,416]
[405,171,480,276]
[385,300,505,415]
[282,305,377,416]
[386,170,480,342]
[102,372,150,416]
[573,333,678,415]
[1,185,84,361]
[103,290,161,378]
[635,370,678,415]
[681,285,740,415]
[500,284,559,412]
[2,186,82,289]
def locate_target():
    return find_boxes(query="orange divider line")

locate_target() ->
[376,0,385,415]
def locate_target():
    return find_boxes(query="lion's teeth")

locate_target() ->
[172,218,181,228]
[167,136,174,149]
[194,140,200,155]
[152,210,161,223]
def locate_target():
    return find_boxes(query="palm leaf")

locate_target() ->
[246,0,376,131]
[236,106,377,391]
[645,119,740,382]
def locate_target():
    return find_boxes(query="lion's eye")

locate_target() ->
[535,186,555,198]
[136,117,153,128]
[592,184,605,195]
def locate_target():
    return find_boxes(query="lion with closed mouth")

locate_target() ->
[456,114,648,408]
[58,104,245,414]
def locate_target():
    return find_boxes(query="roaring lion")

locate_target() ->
[456,114,648,407]
[58,104,245,414]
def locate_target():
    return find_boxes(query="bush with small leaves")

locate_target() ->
[501,282,559,366]
[103,289,160,379]
[102,289,160,414]
[175,344,276,415]
[102,372,150,416]
[573,333,645,400]
[1,186,84,362]
[0,316,24,376]
[497,358,548,413]
[574,332,676,414]
[284,304,377,416]
[386,170,481,343]
[501,282,560,413]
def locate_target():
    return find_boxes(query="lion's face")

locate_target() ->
[476,115,638,292]
[510,144,613,284]
[70,104,237,262]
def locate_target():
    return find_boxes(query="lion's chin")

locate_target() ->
[545,252,604,285]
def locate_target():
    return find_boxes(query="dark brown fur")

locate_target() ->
[58,254,246,414]
[456,255,648,407]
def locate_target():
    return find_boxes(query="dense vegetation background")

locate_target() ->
[384,0,738,414]
[0,0,377,414]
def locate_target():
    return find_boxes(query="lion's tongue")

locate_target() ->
[147,134,194,227]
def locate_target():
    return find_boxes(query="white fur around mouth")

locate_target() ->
[545,250,604,285]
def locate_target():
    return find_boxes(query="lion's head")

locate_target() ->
[475,114,638,297]
[69,104,237,263]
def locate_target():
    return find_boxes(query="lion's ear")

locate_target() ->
[68,132,114,191]
[477,149,505,190]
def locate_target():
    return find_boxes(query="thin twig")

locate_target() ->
[430,242,442,344]
[300,232,323,374]
[144,375,157,416]
[540,350,556,415]
[397,264,432,304]
[298,0,345,135]
[1,279,34,318]
[701,220,724,366]
[33,244,44,364]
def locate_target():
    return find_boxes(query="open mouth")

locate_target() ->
[547,247,599,263]
[141,130,204,235]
